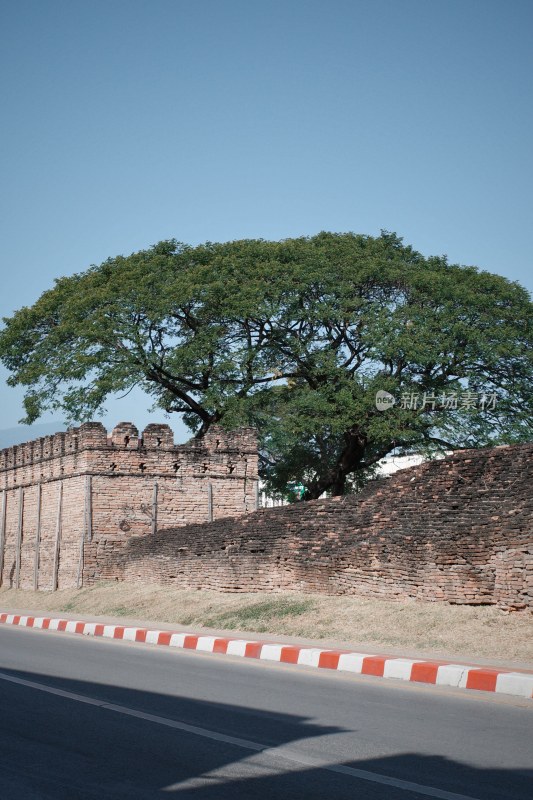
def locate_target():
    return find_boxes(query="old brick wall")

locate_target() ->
[0,421,258,590]
[105,443,533,609]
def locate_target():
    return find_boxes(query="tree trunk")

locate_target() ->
[194,410,223,438]
[302,428,367,500]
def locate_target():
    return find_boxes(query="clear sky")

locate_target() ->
[1,0,531,442]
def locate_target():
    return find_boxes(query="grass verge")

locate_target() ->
[1,583,531,663]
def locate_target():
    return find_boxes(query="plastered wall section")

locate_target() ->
[0,421,258,590]
[105,442,533,610]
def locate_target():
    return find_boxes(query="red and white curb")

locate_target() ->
[2,611,532,699]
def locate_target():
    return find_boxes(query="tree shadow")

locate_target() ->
[0,668,530,800]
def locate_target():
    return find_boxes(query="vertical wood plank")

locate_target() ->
[15,487,23,589]
[207,483,213,522]
[52,482,63,591]
[85,475,92,542]
[151,481,158,535]
[0,491,6,588]
[243,457,248,512]
[33,483,42,590]
[76,526,84,589]
[77,475,92,589]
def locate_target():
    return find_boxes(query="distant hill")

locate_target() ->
[0,422,64,450]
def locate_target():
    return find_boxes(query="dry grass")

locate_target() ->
[1,583,532,664]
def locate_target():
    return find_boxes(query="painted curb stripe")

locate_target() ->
[1,612,532,700]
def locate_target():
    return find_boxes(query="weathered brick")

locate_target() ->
[0,422,258,590]
[102,443,532,610]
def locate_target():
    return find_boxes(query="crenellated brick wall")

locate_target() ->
[103,443,533,609]
[0,422,258,590]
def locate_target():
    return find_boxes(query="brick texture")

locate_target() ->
[0,422,258,590]
[103,443,532,610]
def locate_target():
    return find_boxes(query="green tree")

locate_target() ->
[1,232,531,498]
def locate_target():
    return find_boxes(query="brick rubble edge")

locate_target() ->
[2,612,532,699]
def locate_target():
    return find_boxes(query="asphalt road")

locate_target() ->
[0,625,531,800]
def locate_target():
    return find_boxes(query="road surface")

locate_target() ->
[0,624,531,799]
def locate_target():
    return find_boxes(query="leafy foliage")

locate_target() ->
[1,232,531,498]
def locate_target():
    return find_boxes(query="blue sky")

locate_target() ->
[1,0,531,443]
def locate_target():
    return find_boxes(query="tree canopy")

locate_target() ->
[1,231,531,498]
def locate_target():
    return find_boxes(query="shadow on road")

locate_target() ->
[0,667,530,799]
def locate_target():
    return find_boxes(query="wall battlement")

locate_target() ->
[0,422,257,490]
[0,422,258,591]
